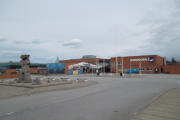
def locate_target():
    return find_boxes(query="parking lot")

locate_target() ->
[0,74,180,120]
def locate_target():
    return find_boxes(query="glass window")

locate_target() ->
[149,68,152,71]
[146,68,152,71]
[118,62,122,65]
[140,68,144,71]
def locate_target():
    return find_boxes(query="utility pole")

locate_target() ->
[116,56,118,73]
[139,61,142,74]
[121,57,123,74]
[130,60,131,73]
[104,59,105,74]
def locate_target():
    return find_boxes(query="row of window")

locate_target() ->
[117,68,153,71]
[111,62,122,66]
[139,68,152,71]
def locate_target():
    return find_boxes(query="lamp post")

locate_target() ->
[130,60,131,73]
[139,61,142,75]
[116,56,118,73]
[121,57,123,75]
[104,59,105,74]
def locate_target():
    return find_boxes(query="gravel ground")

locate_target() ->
[0,85,29,99]
[0,80,98,100]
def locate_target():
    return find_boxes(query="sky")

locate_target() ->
[0,0,180,63]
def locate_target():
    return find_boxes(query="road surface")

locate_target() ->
[0,74,180,120]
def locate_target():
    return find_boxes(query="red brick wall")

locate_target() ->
[0,69,19,79]
[30,68,47,74]
[110,55,164,73]
[0,74,19,79]
[0,68,46,79]
[59,58,100,74]
[163,65,180,74]
[30,68,38,74]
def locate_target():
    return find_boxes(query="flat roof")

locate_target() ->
[59,58,109,62]
[111,55,162,59]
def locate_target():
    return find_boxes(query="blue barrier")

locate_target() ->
[125,69,139,74]
[68,70,73,75]
[78,69,83,74]
[47,63,65,73]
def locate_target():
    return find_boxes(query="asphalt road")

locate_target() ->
[0,74,180,120]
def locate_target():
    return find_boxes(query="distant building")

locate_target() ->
[59,56,110,74]
[110,55,164,73]
[82,55,96,59]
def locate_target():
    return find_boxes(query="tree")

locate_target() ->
[55,57,59,63]
[166,60,170,63]
[171,57,176,63]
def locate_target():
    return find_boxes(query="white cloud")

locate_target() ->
[0,36,8,42]
[62,38,83,48]
[0,0,179,62]
[14,39,41,44]
[0,50,22,54]
[135,0,180,58]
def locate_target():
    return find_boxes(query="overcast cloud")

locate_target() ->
[135,0,180,58]
[14,39,41,44]
[0,0,179,62]
[62,39,83,48]
[0,36,8,42]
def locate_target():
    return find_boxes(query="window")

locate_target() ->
[118,62,122,65]
[112,62,118,66]
[140,68,144,71]
[147,68,152,71]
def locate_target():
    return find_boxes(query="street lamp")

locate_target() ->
[130,59,131,73]
[121,57,123,75]
[116,56,118,73]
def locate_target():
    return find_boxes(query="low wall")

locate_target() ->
[0,74,19,79]
[163,65,180,74]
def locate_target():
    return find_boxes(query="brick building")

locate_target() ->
[110,55,165,73]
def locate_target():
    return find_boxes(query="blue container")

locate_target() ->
[78,69,83,74]
[68,69,73,75]
[125,69,139,74]
[47,63,65,73]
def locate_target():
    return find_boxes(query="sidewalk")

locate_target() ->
[131,88,180,120]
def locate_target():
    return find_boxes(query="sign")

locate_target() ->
[130,58,148,62]
[148,57,154,62]
[130,57,154,62]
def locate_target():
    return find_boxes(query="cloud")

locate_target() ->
[0,50,22,54]
[0,36,8,42]
[0,50,22,62]
[62,38,83,48]
[134,0,180,58]
[14,39,41,44]
[31,39,41,44]
[14,41,28,44]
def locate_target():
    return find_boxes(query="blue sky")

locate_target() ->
[0,0,180,63]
